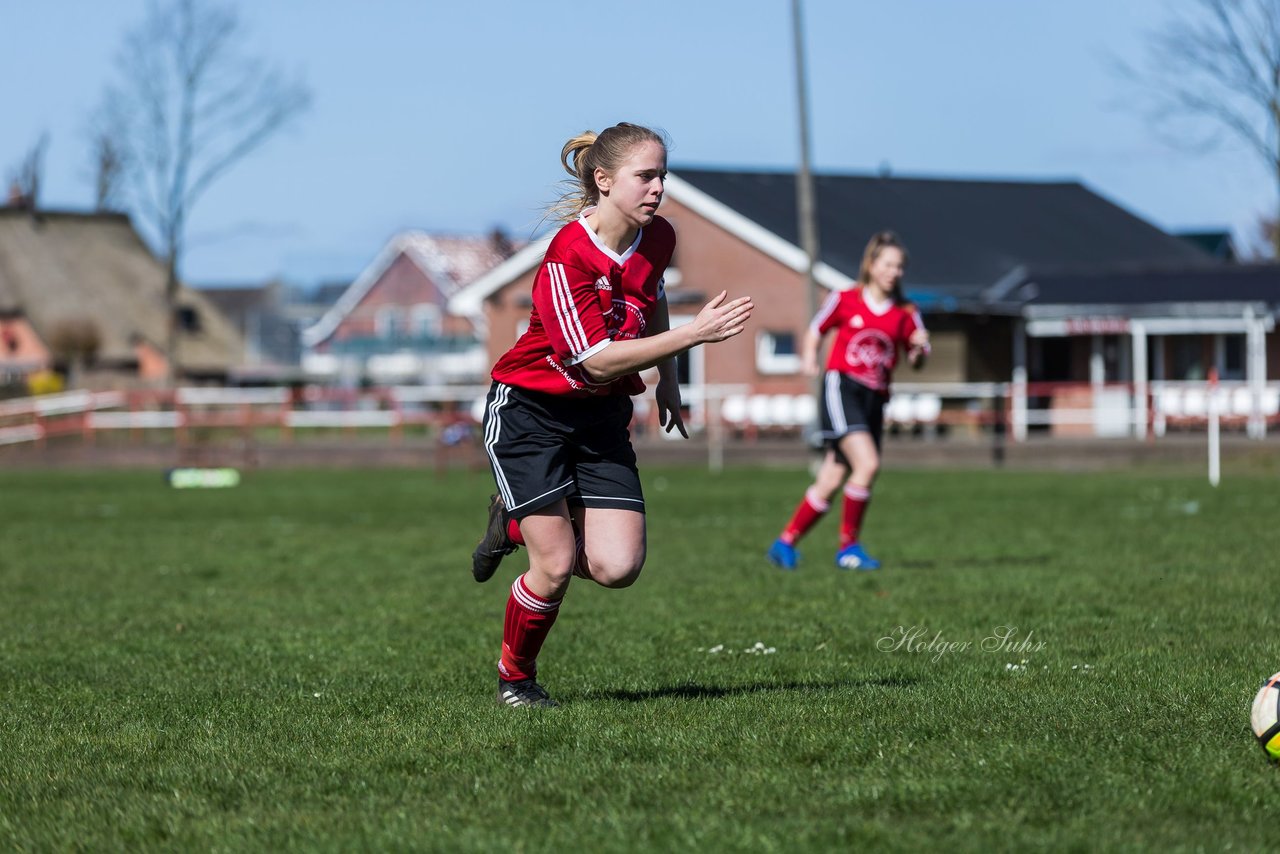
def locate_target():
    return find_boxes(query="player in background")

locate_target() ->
[470,123,753,707]
[766,231,929,572]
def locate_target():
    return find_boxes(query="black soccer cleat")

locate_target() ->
[497,677,559,708]
[472,493,518,582]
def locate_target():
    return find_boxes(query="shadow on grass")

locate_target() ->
[587,674,917,703]
[896,553,1053,570]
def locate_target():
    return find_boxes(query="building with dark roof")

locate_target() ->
[1176,230,1239,262]
[671,168,1217,305]
[449,166,1279,440]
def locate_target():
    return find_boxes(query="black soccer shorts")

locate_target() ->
[818,370,886,454]
[481,382,645,520]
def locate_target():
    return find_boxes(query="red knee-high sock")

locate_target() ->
[498,573,560,681]
[780,487,830,545]
[840,484,872,548]
[505,517,525,546]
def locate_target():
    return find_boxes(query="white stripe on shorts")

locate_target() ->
[824,371,847,435]
[505,479,576,515]
[484,384,514,507]
[577,495,644,507]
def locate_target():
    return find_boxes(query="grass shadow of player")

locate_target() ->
[588,674,918,703]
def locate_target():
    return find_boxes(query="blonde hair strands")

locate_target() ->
[548,123,669,222]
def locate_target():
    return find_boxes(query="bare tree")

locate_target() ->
[1118,0,1280,256]
[89,129,126,213]
[92,0,310,383]
[7,133,50,208]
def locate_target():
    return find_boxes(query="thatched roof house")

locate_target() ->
[0,206,243,387]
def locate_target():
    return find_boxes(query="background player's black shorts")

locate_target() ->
[818,370,886,455]
[481,382,644,520]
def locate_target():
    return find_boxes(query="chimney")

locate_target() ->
[489,226,514,259]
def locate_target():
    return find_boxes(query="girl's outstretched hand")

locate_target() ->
[690,290,753,344]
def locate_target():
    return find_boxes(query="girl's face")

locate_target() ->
[867,247,905,293]
[597,140,667,227]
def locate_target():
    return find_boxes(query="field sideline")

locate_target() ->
[3,465,1279,850]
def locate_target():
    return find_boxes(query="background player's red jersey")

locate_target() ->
[810,286,928,394]
[491,213,675,397]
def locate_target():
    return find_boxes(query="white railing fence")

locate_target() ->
[1,381,1277,455]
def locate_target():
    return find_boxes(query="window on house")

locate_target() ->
[674,346,692,385]
[410,304,442,338]
[375,307,401,339]
[756,330,801,375]
[667,313,700,389]
[176,305,201,332]
[1030,336,1071,381]
[660,228,681,294]
[1170,336,1205,380]
[1222,334,1245,380]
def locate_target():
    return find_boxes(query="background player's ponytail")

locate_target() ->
[857,230,911,304]
[548,122,669,222]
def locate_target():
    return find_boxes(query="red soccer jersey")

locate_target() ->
[810,286,928,394]
[491,213,675,397]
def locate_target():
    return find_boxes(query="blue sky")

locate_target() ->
[3,0,1271,287]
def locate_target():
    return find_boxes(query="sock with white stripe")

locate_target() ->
[779,487,829,545]
[498,573,561,681]
[840,484,872,548]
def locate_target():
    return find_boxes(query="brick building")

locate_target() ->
[302,231,515,384]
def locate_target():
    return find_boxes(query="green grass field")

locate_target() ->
[3,463,1280,851]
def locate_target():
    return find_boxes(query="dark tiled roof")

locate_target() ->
[672,167,1217,290]
[198,285,274,319]
[1175,230,1237,261]
[1020,263,1280,306]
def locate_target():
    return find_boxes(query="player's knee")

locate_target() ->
[531,562,574,595]
[596,567,643,589]
[527,546,578,590]
[590,551,646,588]
[814,472,842,496]
[817,467,848,496]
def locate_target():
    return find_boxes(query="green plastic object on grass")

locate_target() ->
[166,468,241,488]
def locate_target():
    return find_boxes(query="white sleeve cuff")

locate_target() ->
[564,338,611,367]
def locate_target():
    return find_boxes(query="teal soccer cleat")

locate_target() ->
[835,542,881,571]
[767,538,799,570]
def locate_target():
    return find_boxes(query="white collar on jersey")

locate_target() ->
[577,207,642,264]
[860,288,893,316]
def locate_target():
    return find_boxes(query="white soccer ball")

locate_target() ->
[1250,672,1280,760]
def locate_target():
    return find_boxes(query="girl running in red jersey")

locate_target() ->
[471,123,753,707]
[767,231,929,572]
